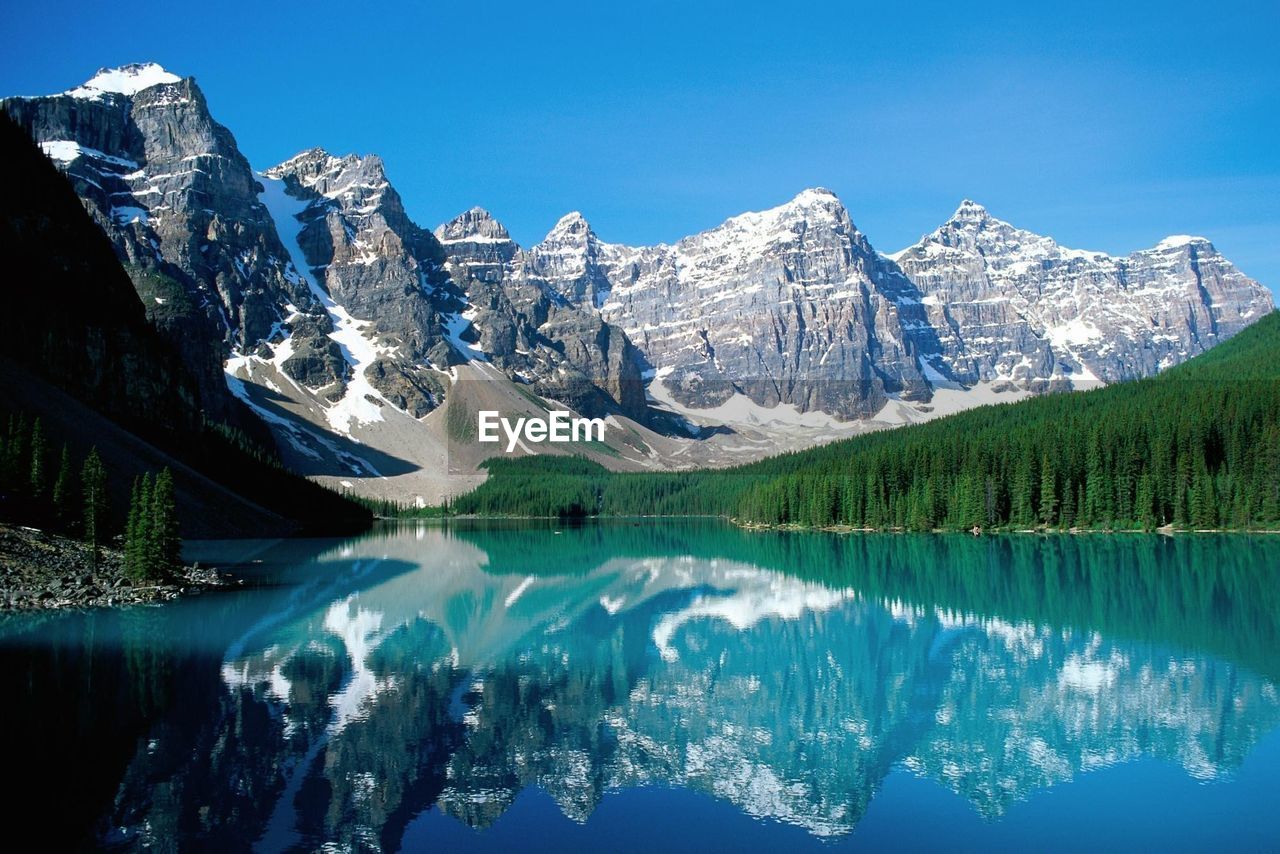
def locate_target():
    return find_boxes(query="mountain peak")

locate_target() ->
[265,148,390,199]
[266,147,335,176]
[435,207,512,244]
[949,199,991,222]
[784,187,843,210]
[1154,234,1213,252]
[544,210,594,242]
[797,186,837,200]
[66,63,182,100]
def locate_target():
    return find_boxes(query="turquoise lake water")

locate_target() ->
[3,521,1278,851]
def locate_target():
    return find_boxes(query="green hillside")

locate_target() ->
[452,311,1280,531]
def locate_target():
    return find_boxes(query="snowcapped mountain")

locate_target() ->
[3,63,1274,502]
[435,206,647,420]
[891,199,1274,389]
[3,65,654,502]
[526,187,938,419]
[3,63,315,417]
[531,192,1274,419]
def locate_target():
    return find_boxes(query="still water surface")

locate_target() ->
[4,521,1279,851]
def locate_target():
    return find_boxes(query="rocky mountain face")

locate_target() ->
[529,189,936,419]
[258,148,460,422]
[4,64,649,444]
[0,110,197,430]
[3,63,1274,494]
[2,64,314,417]
[435,208,647,419]
[532,192,1273,418]
[890,200,1275,388]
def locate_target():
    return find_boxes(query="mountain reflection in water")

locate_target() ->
[5,522,1278,851]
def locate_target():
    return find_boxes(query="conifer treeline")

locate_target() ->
[450,311,1280,530]
[1,410,182,574]
[1,412,79,530]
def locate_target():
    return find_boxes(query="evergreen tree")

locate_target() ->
[81,447,108,567]
[51,444,74,528]
[151,468,180,572]
[1060,480,1076,528]
[1135,472,1157,531]
[1038,454,1057,527]
[28,417,46,498]
[2,412,27,490]
[124,476,145,580]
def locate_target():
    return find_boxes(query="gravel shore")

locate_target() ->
[0,523,233,610]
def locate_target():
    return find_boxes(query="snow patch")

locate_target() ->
[66,63,181,99]
[257,175,389,433]
[38,140,138,169]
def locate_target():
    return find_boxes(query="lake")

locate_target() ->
[3,521,1278,851]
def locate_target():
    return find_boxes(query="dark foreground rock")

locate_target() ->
[0,523,234,610]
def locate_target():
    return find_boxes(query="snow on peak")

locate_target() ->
[264,148,387,199]
[435,207,512,244]
[950,199,991,221]
[717,187,846,231]
[544,210,593,241]
[788,187,841,207]
[66,63,181,100]
[1155,234,1210,251]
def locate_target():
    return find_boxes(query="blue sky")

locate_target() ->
[3,1,1278,293]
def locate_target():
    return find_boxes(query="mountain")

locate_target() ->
[528,188,936,419]
[891,199,1274,389]
[2,63,314,418]
[0,110,369,536]
[532,192,1273,420]
[0,110,195,430]
[435,206,647,420]
[3,63,1273,505]
[4,65,660,505]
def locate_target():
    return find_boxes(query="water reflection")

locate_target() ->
[17,524,1280,850]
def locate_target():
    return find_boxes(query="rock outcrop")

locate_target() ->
[436,208,648,420]
[530,190,939,419]
[890,199,1275,388]
[3,64,315,416]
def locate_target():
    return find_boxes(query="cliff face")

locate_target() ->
[528,189,936,419]
[435,207,648,420]
[2,64,314,417]
[891,200,1275,388]
[0,111,370,538]
[0,110,197,430]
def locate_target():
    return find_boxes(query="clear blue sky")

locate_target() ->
[3,1,1278,293]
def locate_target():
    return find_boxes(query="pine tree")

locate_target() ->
[1060,479,1076,529]
[124,476,144,580]
[51,444,74,528]
[1038,454,1057,527]
[29,417,47,498]
[2,413,27,491]
[1010,453,1034,527]
[137,473,155,577]
[151,468,180,573]
[1135,472,1157,531]
[81,447,108,567]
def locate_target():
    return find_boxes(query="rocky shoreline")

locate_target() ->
[0,523,235,610]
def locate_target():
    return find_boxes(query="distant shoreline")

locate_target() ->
[371,514,1280,535]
